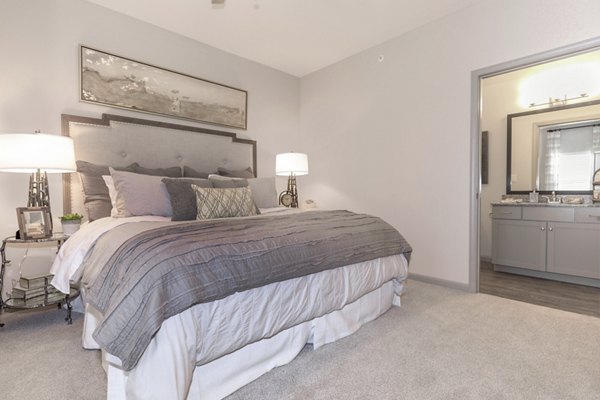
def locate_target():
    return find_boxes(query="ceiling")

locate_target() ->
[85,0,482,77]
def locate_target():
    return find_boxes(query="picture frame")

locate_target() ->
[16,207,52,240]
[80,45,248,129]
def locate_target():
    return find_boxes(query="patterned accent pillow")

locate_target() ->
[192,186,258,219]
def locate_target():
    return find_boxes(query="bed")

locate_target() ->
[50,113,412,400]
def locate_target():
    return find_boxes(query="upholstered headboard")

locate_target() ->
[61,113,256,216]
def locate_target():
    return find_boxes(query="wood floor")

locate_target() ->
[479,261,600,318]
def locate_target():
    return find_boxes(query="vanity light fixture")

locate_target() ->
[519,61,600,109]
[529,93,589,108]
[275,152,308,208]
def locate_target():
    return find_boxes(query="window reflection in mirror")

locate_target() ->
[538,121,600,191]
[507,99,600,194]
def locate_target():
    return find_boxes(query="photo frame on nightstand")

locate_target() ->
[16,207,52,240]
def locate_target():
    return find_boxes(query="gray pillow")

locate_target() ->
[247,177,278,208]
[209,175,275,209]
[162,178,213,221]
[110,169,173,217]
[133,164,182,177]
[192,186,258,220]
[209,176,249,188]
[76,161,137,221]
[217,166,254,178]
[183,166,213,179]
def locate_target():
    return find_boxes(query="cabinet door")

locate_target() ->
[492,219,546,271]
[547,222,600,279]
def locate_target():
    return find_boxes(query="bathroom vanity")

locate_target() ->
[491,203,600,287]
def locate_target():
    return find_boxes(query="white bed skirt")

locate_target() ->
[82,254,408,400]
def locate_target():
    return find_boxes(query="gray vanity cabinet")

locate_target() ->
[547,222,600,279]
[491,204,600,285]
[492,219,546,271]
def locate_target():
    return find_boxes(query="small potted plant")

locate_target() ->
[60,213,84,236]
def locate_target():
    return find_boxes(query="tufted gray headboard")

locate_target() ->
[61,113,256,216]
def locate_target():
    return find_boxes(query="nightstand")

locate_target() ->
[0,234,79,327]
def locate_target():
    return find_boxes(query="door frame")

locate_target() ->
[468,36,600,292]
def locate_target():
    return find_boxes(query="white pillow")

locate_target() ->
[101,175,119,217]
[207,174,245,181]
[109,168,173,217]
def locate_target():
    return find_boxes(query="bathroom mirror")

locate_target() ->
[507,99,600,194]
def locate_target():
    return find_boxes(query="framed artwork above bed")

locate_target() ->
[80,45,248,129]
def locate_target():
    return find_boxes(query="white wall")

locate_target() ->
[480,74,528,259]
[299,0,600,285]
[0,0,300,239]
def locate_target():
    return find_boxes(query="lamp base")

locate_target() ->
[27,169,53,232]
[278,174,299,208]
[28,169,50,208]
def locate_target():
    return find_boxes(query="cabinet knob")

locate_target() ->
[549,227,554,231]
[541,227,545,231]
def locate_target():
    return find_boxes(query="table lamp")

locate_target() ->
[276,152,308,208]
[0,132,77,230]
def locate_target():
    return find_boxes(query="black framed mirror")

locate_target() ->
[507,99,600,194]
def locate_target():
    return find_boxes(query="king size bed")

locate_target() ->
[50,113,412,400]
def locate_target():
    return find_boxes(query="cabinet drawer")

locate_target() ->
[574,208,600,223]
[490,206,521,220]
[522,207,574,222]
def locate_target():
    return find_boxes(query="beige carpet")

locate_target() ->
[1,280,599,399]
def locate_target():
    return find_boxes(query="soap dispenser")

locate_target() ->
[529,189,538,203]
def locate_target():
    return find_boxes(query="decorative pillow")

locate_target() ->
[209,174,248,188]
[133,164,182,177]
[183,166,213,179]
[101,175,118,217]
[247,177,279,208]
[209,175,277,209]
[162,178,213,221]
[110,168,173,217]
[76,160,137,221]
[217,166,254,179]
[192,186,258,219]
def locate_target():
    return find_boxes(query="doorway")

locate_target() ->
[470,38,600,317]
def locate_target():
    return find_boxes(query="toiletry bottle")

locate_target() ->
[529,190,538,203]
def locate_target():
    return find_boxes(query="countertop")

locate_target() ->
[492,201,600,208]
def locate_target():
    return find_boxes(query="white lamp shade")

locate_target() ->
[276,152,308,176]
[0,133,76,173]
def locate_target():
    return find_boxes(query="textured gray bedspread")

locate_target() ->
[85,210,412,371]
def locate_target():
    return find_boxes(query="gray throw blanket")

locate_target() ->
[86,210,412,370]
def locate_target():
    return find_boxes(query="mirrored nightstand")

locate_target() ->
[0,234,79,327]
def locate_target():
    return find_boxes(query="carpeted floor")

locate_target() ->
[1,280,599,400]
